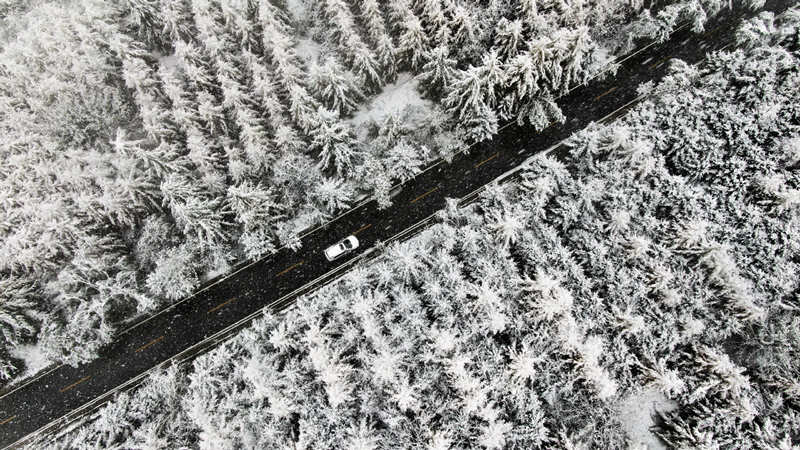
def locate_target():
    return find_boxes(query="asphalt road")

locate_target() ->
[0,1,795,447]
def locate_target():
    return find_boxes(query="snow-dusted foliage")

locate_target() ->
[0,0,782,397]
[57,11,800,447]
[0,0,447,376]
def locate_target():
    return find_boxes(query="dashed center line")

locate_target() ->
[410,187,439,204]
[134,335,165,353]
[276,261,303,278]
[594,86,618,102]
[474,152,499,169]
[0,416,15,425]
[59,376,90,393]
[352,223,372,235]
[208,298,237,314]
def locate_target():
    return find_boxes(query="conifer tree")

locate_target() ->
[386,0,429,71]
[417,45,458,98]
[319,0,383,89]
[358,0,399,82]
[309,58,365,116]
[312,109,362,176]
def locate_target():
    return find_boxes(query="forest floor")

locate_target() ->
[346,72,433,138]
[616,388,676,449]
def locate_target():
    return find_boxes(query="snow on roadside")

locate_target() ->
[202,266,229,283]
[9,344,51,382]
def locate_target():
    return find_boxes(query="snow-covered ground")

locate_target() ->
[616,388,677,449]
[347,72,433,139]
[9,344,51,383]
[201,266,230,283]
[156,51,181,73]
[284,0,310,24]
[295,37,324,66]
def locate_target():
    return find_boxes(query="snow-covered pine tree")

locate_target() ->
[145,242,201,301]
[311,109,362,176]
[160,173,232,247]
[386,0,430,71]
[158,0,195,44]
[309,58,365,116]
[258,0,322,134]
[416,0,452,46]
[241,49,293,134]
[318,0,383,90]
[494,17,525,59]
[118,0,167,51]
[358,0,399,82]
[417,45,457,98]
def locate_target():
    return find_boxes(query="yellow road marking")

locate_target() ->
[474,152,499,169]
[594,86,618,102]
[134,335,164,353]
[59,376,90,393]
[276,261,303,278]
[353,223,372,235]
[410,187,439,204]
[208,298,237,314]
[0,416,15,425]
[649,56,671,69]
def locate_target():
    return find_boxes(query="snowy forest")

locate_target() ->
[47,9,800,449]
[0,0,751,385]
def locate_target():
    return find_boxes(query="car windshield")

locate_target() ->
[342,240,352,250]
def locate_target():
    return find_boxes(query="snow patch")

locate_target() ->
[10,344,51,380]
[292,209,324,234]
[284,0,310,24]
[202,266,229,283]
[295,37,324,67]
[347,72,433,130]
[157,52,182,74]
[616,387,677,449]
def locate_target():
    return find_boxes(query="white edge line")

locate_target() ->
[6,368,153,449]
[490,94,650,184]
[598,93,648,124]
[0,364,64,402]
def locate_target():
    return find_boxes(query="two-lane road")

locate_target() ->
[1,2,795,447]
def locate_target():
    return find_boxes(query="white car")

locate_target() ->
[324,235,359,261]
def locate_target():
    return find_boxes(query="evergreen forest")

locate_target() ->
[49,9,800,448]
